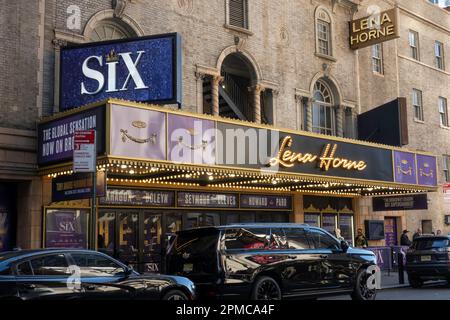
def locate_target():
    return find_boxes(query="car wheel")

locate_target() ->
[351,268,377,301]
[408,276,423,289]
[251,276,282,301]
[162,289,189,301]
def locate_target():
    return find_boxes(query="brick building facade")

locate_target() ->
[0,0,448,250]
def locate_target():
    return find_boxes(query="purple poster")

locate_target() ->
[417,154,438,186]
[168,114,216,165]
[110,104,166,160]
[393,151,417,184]
[45,209,89,249]
[240,194,292,210]
[38,106,105,165]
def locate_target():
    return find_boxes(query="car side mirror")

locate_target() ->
[124,265,134,277]
[340,240,349,253]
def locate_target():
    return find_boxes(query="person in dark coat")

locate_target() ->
[413,228,422,240]
[400,230,412,246]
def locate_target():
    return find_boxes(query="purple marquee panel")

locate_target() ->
[393,151,417,185]
[110,104,166,160]
[417,154,438,187]
[167,114,216,165]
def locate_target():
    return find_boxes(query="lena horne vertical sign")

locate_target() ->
[59,33,182,110]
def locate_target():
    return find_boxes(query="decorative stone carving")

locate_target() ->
[52,38,68,49]
[279,25,290,48]
[177,0,194,15]
[112,0,129,18]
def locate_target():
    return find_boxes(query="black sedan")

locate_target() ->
[0,249,196,300]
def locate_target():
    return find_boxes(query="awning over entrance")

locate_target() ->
[38,99,438,197]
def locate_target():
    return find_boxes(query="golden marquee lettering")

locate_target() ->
[269,136,367,172]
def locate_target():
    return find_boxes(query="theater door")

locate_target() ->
[97,210,179,273]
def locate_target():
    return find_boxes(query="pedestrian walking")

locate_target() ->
[400,230,412,246]
[355,228,368,248]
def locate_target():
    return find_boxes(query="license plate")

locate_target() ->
[183,263,193,273]
[421,255,431,262]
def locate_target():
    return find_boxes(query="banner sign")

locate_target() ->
[38,106,105,166]
[45,209,89,249]
[99,188,175,207]
[52,171,106,202]
[60,33,182,111]
[177,192,238,208]
[73,130,96,173]
[240,194,292,210]
[349,8,399,50]
[372,194,428,211]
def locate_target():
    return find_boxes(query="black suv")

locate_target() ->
[166,224,378,300]
[406,235,450,288]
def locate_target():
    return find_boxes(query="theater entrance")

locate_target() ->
[97,209,290,273]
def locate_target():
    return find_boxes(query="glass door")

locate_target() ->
[339,214,354,246]
[321,214,338,235]
[141,213,162,273]
[304,213,320,227]
[97,211,116,257]
[117,212,139,269]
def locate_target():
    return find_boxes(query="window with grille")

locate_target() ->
[312,81,335,135]
[372,44,383,74]
[409,31,419,60]
[317,20,331,56]
[228,0,248,29]
[412,89,424,121]
[439,97,448,127]
[435,41,444,70]
[443,155,450,183]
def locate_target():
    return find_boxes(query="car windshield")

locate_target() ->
[413,238,449,250]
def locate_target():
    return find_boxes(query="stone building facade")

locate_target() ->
[0,0,448,250]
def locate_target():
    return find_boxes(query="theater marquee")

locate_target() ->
[349,8,399,50]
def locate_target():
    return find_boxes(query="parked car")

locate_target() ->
[406,235,450,288]
[0,249,195,300]
[166,224,378,300]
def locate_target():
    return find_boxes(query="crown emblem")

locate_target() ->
[424,163,430,168]
[106,49,119,63]
[401,160,408,165]
[132,121,147,129]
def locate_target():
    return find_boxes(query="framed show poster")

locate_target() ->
[44,209,89,249]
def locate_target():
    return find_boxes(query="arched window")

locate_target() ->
[315,8,332,57]
[312,80,335,135]
[87,18,136,42]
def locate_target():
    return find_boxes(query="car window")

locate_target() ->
[30,254,69,276]
[413,239,449,250]
[284,228,310,250]
[70,253,126,277]
[308,229,340,250]
[174,229,220,255]
[269,228,289,250]
[16,261,33,276]
[223,228,269,250]
[0,267,12,275]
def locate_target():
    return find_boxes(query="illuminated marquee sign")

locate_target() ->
[269,136,367,172]
[349,8,399,50]
[60,33,182,111]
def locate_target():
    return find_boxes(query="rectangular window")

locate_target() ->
[317,20,331,56]
[372,44,383,74]
[228,0,248,29]
[409,30,419,60]
[443,155,450,183]
[429,0,439,4]
[439,97,448,127]
[412,89,424,121]
[435,41,444,70]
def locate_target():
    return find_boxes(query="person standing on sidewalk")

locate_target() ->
[400,230,412,246]
[413,228,422,240]
[355,228,368,248]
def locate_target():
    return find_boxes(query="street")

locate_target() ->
[320,282,450,300]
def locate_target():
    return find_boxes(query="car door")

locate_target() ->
[307,228,353,290]
[68,252,134,300]
[15,253,79,300]
[279,227,322,295]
